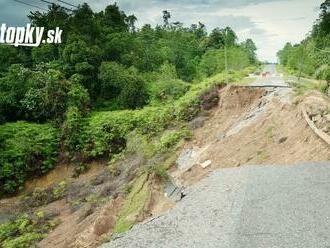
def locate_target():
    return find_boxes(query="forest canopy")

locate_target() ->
[0,2,258,195]
[277,0,330,81]
[0,3,258,124]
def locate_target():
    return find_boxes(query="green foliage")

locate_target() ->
[0,65,31,123]
[52,181,67,199]
[290,78,328,95]
[0,122,59,196]
[0,45,24,74]
[0,1,257,199]
[82,72,232,158]
[62,106,85,152]
[98,62,147,109]
[198,47,250,78]
[0,212,60,248]
[21,69,70,122]
[148,79,189,103]
[278,1,330,80]
[156,129,191,152]
[113,173,150,233]
[241,39,258,64]
[147,62,190,103]
[31,44,58,64]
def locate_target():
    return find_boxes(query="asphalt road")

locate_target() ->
[103,162,330,248]
[250,64,288,87]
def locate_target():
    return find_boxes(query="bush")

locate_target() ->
[67,76,90,114]
[62,106,86,152]
[156,129,191,152]
[82,72,230,158]
[98,62,147,109]
[0,212,60,248]
[148,79,190,103]
[315,65,330,80]
[0,122,59,196]
[198,47,250,78]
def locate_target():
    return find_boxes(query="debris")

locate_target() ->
[200,160,211,169]
[189,116,207,129]
[176,148,197,171]
[216,133,226,141]
[278,137,288,144]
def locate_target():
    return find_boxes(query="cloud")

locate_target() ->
[249,27,267,35]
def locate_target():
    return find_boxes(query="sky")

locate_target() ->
[0,0,324,62]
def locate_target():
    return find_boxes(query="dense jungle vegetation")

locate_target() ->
[277,0,330,85]
[0,3,259,196]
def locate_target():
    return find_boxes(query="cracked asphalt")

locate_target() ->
[102,162,330,248]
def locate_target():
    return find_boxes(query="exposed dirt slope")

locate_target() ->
[1,85,328,248]
[173,85,329,186]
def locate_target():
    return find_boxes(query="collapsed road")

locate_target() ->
[102,64,330,248]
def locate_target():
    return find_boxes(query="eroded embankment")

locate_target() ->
[1,85,328,248]
[171,85,330,186]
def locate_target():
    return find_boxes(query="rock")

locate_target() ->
[78,203,95,222]
[93,215,116,236]
[312,114,322,123]
[189,116,207,129]
[176,149,197,171]
[200,160,211,169]
[165,181,183,202]
[325,114,330,122]
[233,162,241,167]
[278,137,288,144]
[322,127,329,133]
[216,133,226,141]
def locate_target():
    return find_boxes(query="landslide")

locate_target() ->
[172,85,330,186]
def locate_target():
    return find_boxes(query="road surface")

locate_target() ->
[101,66,328,248]
[250,64,288,87]
[103,162,330,248]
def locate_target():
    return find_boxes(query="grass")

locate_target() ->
[234,77,255,86]
[290,78,328,95]
[112,173,151,234]
[277,64,329,95]
[0,212,61,248]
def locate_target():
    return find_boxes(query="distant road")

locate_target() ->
[103,162,330,248]
[250,64,288,88]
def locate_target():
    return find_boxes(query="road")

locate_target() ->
[250,64,288,87]
[103,162,330,248]
[101,65,328,248]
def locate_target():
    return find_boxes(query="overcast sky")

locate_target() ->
[0,0,324,62]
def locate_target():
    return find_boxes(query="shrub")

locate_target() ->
[67,77,90,114]
[98,62,147,109]
[62,106,86,152]
[148,79,190,103]
[82,72,229,158]
[0,122,59,196]
[52,181,67,200]
[0,212,60,248]
[156,129,191,152]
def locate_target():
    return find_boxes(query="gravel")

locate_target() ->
[102,162,330,248]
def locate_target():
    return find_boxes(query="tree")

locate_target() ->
[0,65,31,122]
[101,3,128,32]
[241,39,257,64]
[277,42,293,66]
[208,27,237,49]
[98,62,147,108]
[0,46,21,74]
[163,10,171,28]
[126,15,137,33]
[31,44,58,64]
[223,27,238,47]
